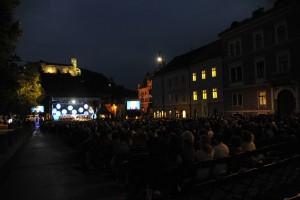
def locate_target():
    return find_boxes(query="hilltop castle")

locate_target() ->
[40,58,81,76]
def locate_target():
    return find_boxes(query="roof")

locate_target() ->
[218,0,299,37]
[155,40,222,75]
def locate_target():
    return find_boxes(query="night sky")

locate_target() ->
[16,0,275,90]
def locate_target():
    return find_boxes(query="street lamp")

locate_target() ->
[157,55,163,63]
[157,51,165,118]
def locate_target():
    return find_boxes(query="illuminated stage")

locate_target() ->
[51,97,99,121]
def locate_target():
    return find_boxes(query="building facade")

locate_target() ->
[219,0,300,116]
[138,73,153,115]
[190,57,223,118]
[152,40,223,118]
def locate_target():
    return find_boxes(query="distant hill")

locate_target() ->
[40,68,137,102]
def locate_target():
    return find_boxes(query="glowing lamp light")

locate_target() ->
[84,111,89,115]
[52,108,57,113]
[56,111,61,116]
[157,56,162,63]
[56,104,61,109]
[68,105,73,111]
[72,100,76,104]
[62,109,67,115]
[84,104,88,109]
[78,107,84,113]
[72,109,77,115]
[53,116,59,121]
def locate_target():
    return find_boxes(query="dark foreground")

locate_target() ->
[0,124,299,200]
[0,130,127,200]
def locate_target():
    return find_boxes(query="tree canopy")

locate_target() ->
[0,0,44,116]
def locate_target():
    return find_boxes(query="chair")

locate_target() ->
[127,153,150,193]
[148,166,180,199]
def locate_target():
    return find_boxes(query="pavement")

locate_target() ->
[0,129,128,200]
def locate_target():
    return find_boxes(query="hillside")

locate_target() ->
[40,68,137,101]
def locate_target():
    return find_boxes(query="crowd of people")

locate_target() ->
[40,114,300,199]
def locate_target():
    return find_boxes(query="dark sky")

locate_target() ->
[15,0,275,90]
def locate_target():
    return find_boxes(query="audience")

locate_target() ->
[39,113,300,197]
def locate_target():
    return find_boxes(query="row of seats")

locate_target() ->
[121,139,299,199]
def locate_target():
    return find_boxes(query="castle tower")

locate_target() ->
[71,58,77,68]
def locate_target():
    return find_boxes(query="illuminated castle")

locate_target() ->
[41,58,81,76]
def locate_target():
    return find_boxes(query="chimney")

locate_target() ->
[252,7,264,17]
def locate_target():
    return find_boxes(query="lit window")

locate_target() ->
[212,88,218,99]
[202,90,207,100]
[258,91,267,106]
[193,91,198,101]
[202,70,206,79]
[212,67,216,77]
[182,110,186,118]
[192,73,197,81]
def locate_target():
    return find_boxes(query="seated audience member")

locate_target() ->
[228,135,243,172]
[129,131,148,155]
[196,134,214,161]
[176,131,196,165]
[176,131,196,180]
[229,135,243,155]
[195,134,214,180]
[241,130,256,152]
[241,130,260,167]
[264,123,275,139]
[169,132,182,165]
[212,132,229,175]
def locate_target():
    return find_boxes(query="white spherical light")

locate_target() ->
[62,109,67,115]
[56,104,61,109]
[68,105,73,111]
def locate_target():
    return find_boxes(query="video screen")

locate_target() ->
[31,105,44,113]
[126,100,140,110]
